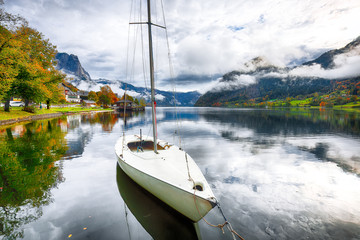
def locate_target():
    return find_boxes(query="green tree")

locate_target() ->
[139,98,146,107]
[10,26,63,108]
[120,93,134,102]
[0,7,28,110]
[98,94,111,107]
[0,7,64,111]
[45,71,66,109]
[88,90,98,102]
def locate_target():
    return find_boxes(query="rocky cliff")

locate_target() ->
[55,52,91,82]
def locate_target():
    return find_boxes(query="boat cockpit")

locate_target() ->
[128,140,165,152]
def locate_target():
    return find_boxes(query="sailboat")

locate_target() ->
[114,0,217,222]
[116,165,201,239]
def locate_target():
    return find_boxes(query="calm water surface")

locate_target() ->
[1,108,360,240]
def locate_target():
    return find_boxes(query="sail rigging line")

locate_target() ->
[140,17,148,91]
[160,0,182,148]
[122,0,135,148]
[153,0,159,89]
[123,0,140,140]
[124,0,148,140]
[138,0,149,92]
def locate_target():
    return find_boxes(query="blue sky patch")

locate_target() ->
[228,25,245,32]
[258,14,265,23]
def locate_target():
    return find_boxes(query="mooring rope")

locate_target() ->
[184,153,245,240]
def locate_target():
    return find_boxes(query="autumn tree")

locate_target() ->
[0,26,22,103]
[319,101,326,107]
[120,93,134,102]
[45,71,66,109]
[0,5,64,111]
[285,97,292,107]
[97,85,118,108]
[0,6,28,109]
[111,92,119,104]
[9,26,64,108]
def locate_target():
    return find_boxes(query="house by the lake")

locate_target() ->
[113,100,144,112]
[61,83,81,103]
[82,100,97,108]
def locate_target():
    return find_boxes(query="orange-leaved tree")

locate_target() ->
[9,26,64,109]
[97,85,118,108]
[0,5,64,111]
[0,6,28,110]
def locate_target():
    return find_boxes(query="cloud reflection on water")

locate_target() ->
[4,108,358,240]
[155,108,360,239]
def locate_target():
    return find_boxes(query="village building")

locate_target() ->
[60,83,81,103]
[113,100,144,111]
[81,100,97,108]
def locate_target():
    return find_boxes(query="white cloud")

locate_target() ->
[210,74,256,92]
[155,94,165,101]
[3,0,360,91]
[198,42,360,92]
[290,46,360,79]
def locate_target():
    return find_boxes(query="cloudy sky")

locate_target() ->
[3,0,360,92]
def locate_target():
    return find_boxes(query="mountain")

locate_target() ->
[195,37,360,107]
[303,36,360,69]
[55,52,91,82]
[55,53,201,106]
[75,78,201,106]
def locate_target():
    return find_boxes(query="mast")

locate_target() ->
[147,0,158,153]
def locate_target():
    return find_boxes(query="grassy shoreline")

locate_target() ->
[0,106,113,123]
[1,104,358,126]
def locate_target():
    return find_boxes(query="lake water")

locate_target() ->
[1,107,360,240]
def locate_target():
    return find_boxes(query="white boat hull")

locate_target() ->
[115,135,217,222]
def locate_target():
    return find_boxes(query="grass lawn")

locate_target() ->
[289,98,312,107]
[0,107,35,120]
[0,106,113,121]
[334,102,360,109]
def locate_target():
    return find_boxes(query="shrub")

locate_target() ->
[23,106,37,113]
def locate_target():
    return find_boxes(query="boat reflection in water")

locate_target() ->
[116,164,201,240]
